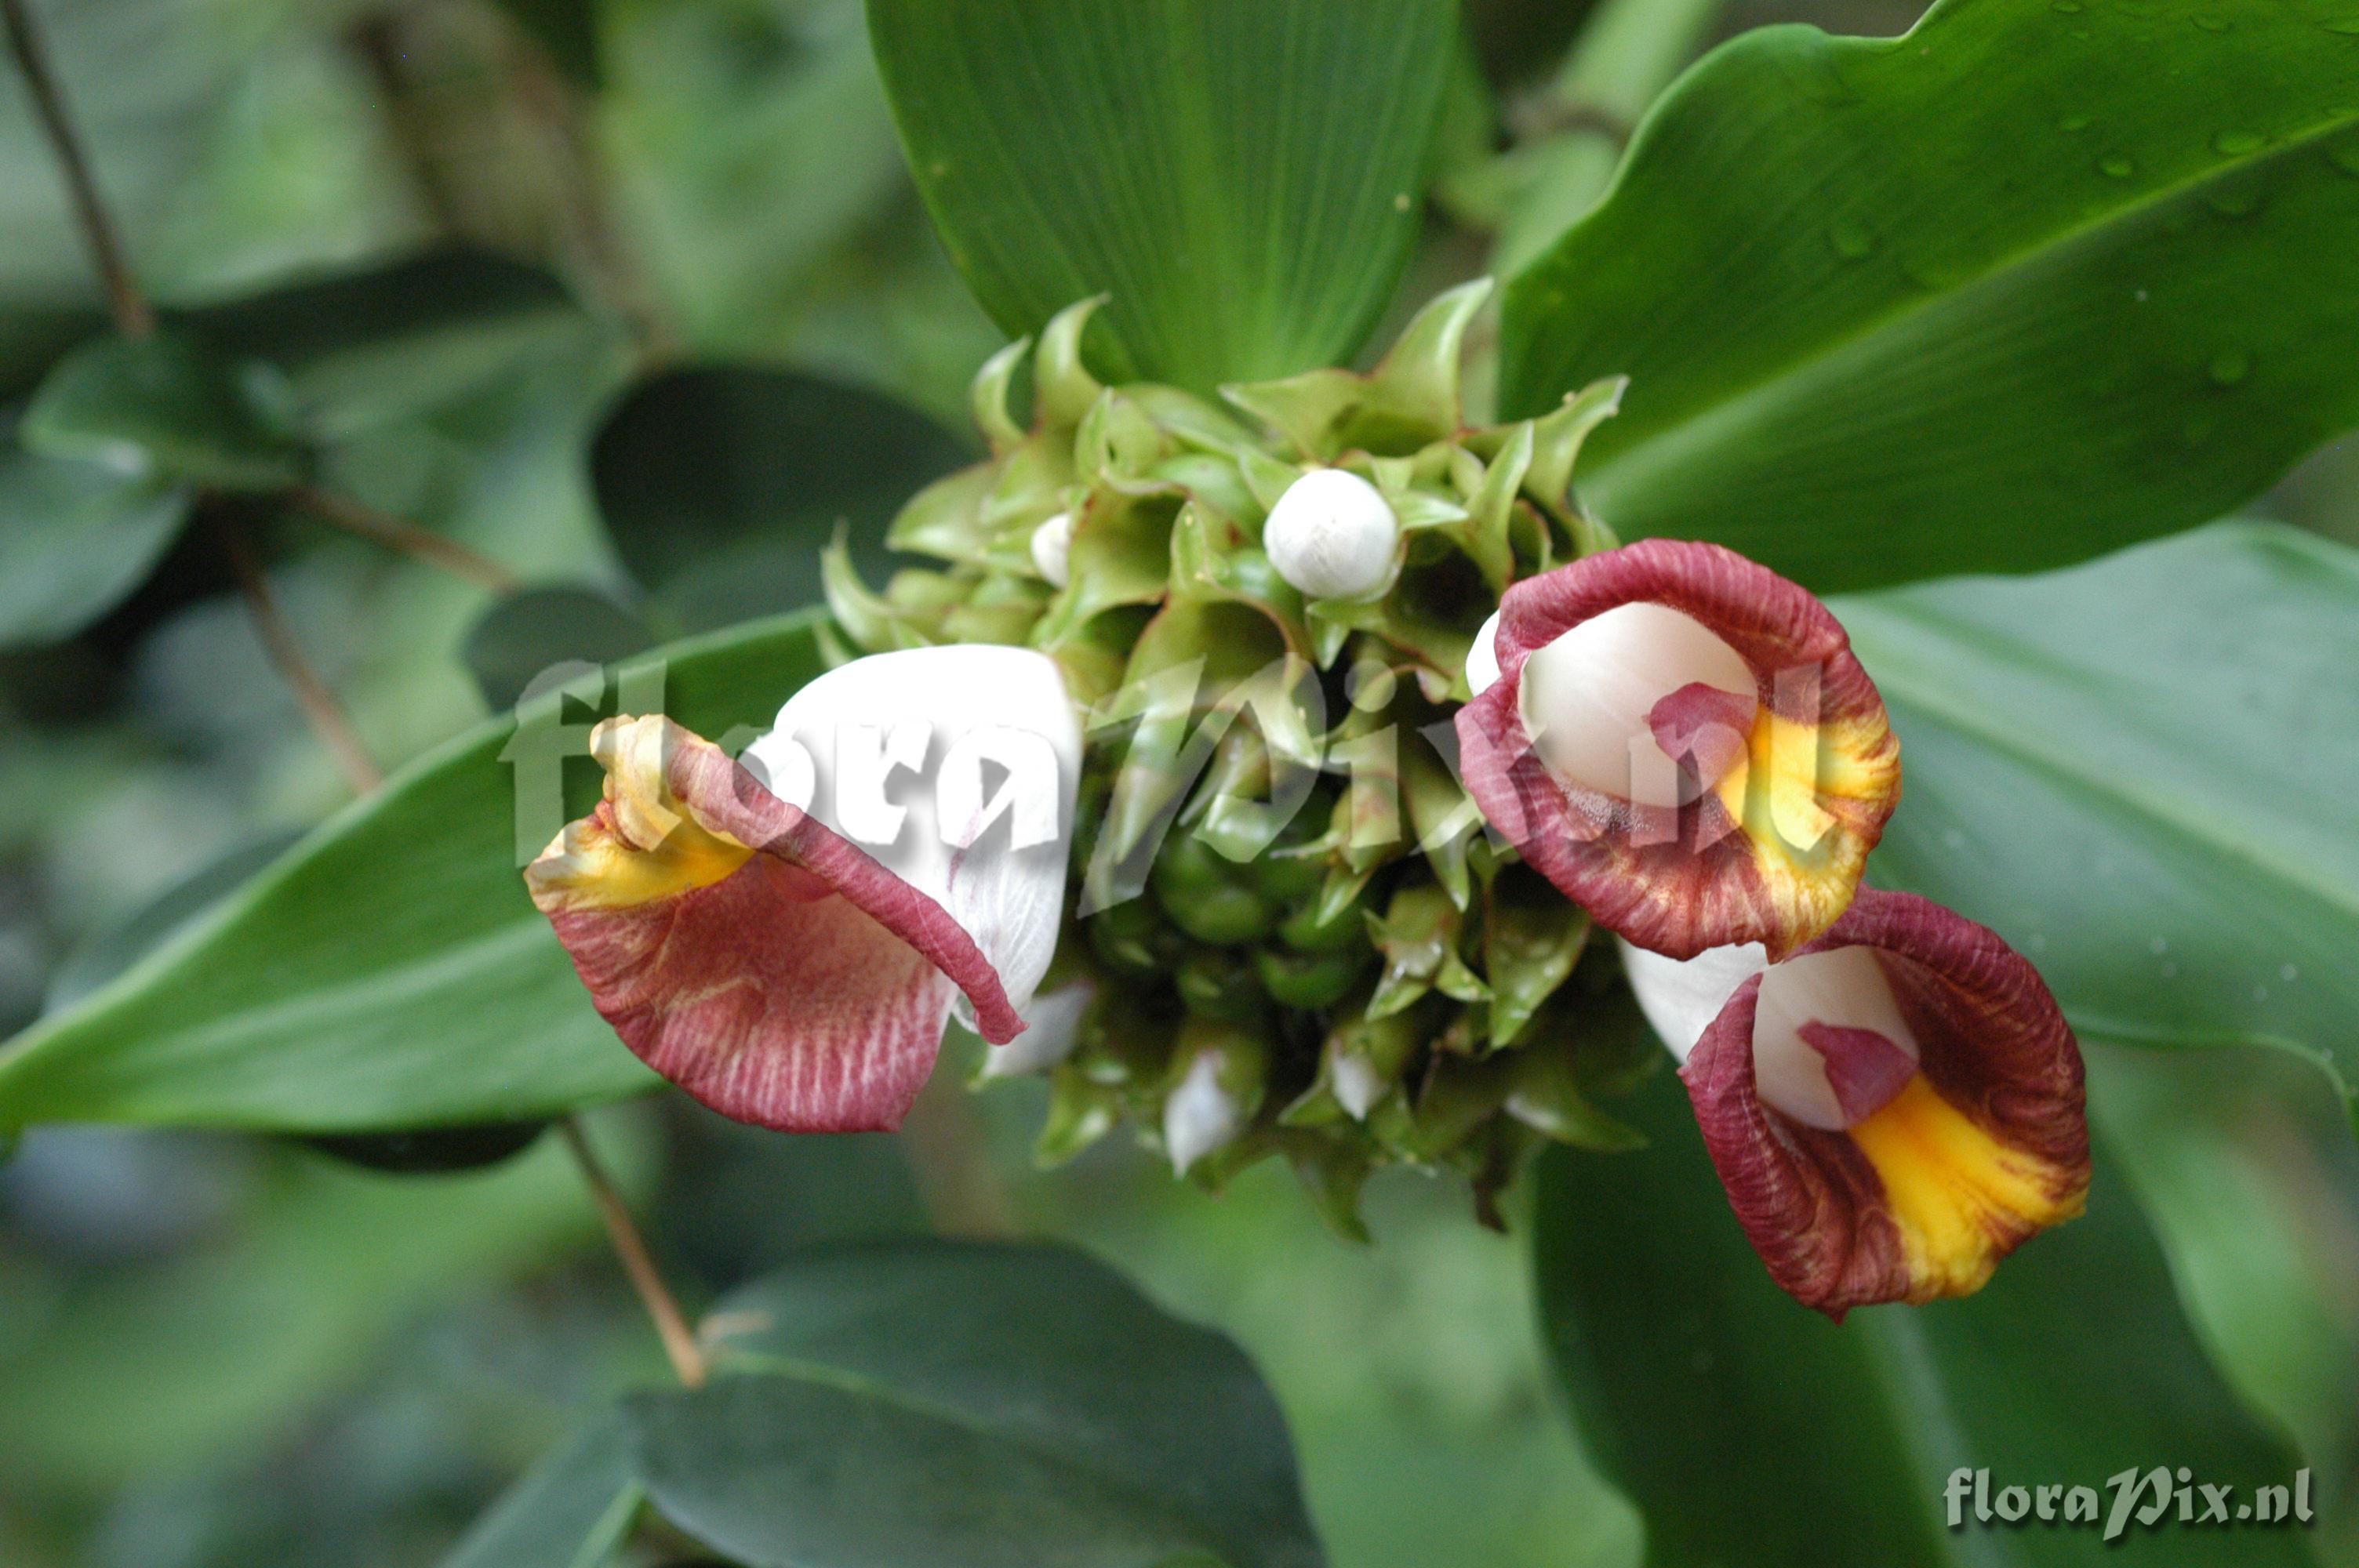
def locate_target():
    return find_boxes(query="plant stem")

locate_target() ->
[288,484,521,593]
[558,1117,709,1388]
[0,0,153,338]
[210,512,386,795]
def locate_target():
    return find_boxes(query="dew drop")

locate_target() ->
[2148,935,2170,955]
[2324,16,2359,32]
[1943,828,1966,850]
[2098,153,2135,178]
[2210,348,2252,384]
[2328,143,2359,178]
[2207,187,2265,217]
[2280,962,2300,982]
[2194,13,2231,30]
[1828,219,1875,259]
[2213,129,2266,155]
[2058,112,2093,132]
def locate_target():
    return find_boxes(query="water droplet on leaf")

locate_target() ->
[2209,349,2252,384]
[1827,219,1874,259]
[2097,153,2135,177]
[2057,113,2093,132]
[2213,130,2265,155]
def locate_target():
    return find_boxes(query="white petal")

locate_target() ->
[1750,946,1921,1130]
[1264,469,1398,600]
[1518,602,1755,809]
[1331,1050,1387,1120]
[1466,608,1503,696]
[1619,938,1768,1062]
[1164,1051,1243,1174]
[742,644,1081,1024]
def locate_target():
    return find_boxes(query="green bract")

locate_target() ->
[826,285,1644,1227]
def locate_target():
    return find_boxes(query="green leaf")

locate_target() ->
[627,1239,1322,1568]
[0,610,836,1133]
[440,1420,642,1568]
[1499,0,2359,592]
[22,330,311,492]
[0,1133,612,1493]
[867,0,1458,391]
[1536,1065,2318,1566]
[591,363,969,630]
[0,411,189,648]
[1837,522,2359,1123]
[463,586,657,712]
[196,249,587,442]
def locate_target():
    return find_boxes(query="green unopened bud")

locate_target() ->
[1253,943,1370,1011]
[1152,832,1274,945]
[1162,1021,1267,1175]
[1177,946,1266,1021]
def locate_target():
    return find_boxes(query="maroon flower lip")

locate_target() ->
[1672,890,2090,1319]
[526,716,1022,1134]
[1456,538,1902,961]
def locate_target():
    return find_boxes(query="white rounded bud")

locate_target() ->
[1263,469,1398,601]
[1466,608,1503,696]
[1030,511,1075,589]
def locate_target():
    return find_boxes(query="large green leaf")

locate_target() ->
[625,1239,1322,1568]
[1837,522,2359,1122]
[1500,0,2359,592]
[866,0,1456,391]
[1536,1064,2318,1566]
[0,611,834,1133]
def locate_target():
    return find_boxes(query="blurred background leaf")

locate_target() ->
[627,1240,1322,1568]
[589,362,968,632]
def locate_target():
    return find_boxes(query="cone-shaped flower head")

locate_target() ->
[1456,539,1900,960]
[1623,891,2090,1318]
[525,645,1080,1133]
[1263,468,1401,601]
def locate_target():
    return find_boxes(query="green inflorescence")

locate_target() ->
[827,281,1654,1234]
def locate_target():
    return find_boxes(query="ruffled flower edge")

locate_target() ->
[1677,890,2088,1318]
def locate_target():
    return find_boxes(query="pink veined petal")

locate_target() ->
[529,717,1023,1134]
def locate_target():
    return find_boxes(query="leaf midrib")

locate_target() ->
[1576,87,2359,501]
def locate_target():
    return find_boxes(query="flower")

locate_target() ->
[1456,539,1901,960]
[1623,891,2090,1318]
[525,644,1080,1132]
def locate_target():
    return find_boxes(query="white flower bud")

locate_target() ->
[1466,608,1503,696]
[1163,1051,1243,1174]
[1330,1050,1386,1121]
[1263,469,1398,601]
[1030,511,1075,589]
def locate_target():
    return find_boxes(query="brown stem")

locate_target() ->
[209,513,385,795]
[558,1117,708,1388]
[288,484,521,593]
[0,0,153,338]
